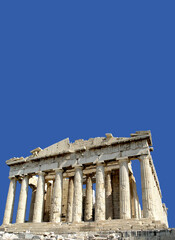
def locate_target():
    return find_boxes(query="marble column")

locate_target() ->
[3,177,17,225]
[150,155,164,222]
[154,179,164,222]
[138,203,142,218]
[139,155,155,219]
[29,188,36,222]
[130,176,139,219]
[95,163,105,221]
[119,158,131,219]
[44,181,53,222]
[72,166,83,223]
[33,172,45,223]
[105,172,113,220]
[16,175,29,223]
[67,177,74,222]
[85,174,93,221]
[50,169,63,223]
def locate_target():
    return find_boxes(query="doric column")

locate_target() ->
[67,177,74,222]
[119,158,131,219]
[72,166,83,223]
[138,203,142,218]
[130,175,139,219]
[3,177,17,225]
[29,188,36,222]
[139,155,155,218]
[150,155,164,223]
[33,172,45,223]
[105,172,113,220]
[44,181,53,222]
[16,175,29,223]
[112,170,120,219]
[95,163,105,221]
[50,169,63,223]
[85,174,93,221]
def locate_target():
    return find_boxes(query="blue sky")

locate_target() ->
[0,1,175,228]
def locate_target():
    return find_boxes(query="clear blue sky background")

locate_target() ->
[0,1,175,228]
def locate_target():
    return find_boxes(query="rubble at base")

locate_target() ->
[0,229,175,240]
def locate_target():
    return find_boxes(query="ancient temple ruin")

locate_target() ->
[1,131,169,237]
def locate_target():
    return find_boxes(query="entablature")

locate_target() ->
[9,138,150,177]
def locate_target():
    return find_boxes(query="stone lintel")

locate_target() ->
[9,146,150,178]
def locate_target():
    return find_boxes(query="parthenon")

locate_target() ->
[0,131,170,239]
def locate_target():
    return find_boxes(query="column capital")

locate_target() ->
[37,171,46,176]
[96,161,104,166]
[8,176,16,180]
[74,165,83,170]
[138,154,150,161]
[55,168,63,173]
[118,157,129,164]
[19,174,29,179]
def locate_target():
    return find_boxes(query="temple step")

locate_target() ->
[2,219,167,235]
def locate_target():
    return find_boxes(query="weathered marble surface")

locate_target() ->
[72,167,83,222]
[119,158,131,219]
[33,172,45,223]
[6,131,152,164]
[3,178,16,225]
[2,131,169,233]
[7,133,152,179]
[16,175,29,223]
[85,175,93,221]
[105,172,113,220]
[95,163,105,221]
[67,177,74,222]
[50,169,63,223]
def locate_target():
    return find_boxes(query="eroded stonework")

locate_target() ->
[1,131,172,239]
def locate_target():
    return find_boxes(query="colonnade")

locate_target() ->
[3,154,162,225]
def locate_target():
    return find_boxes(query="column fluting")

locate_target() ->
[33,172,45,223]
[85,174,93,221]
[29,188,36,222]
[72,166,83,223]
[95,163,105,221]
[130,175,139,219]
[44,181,53,222]
[16,175,29,223]
[139,155,155,219]
[105,172,113,220]
[119,158,131,219]
[3,177,17,225]
[67,177,74,222]
[50,169,63,223]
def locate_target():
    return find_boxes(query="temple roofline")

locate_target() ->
[6,131,152,166]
